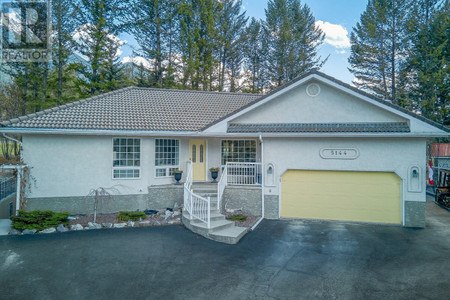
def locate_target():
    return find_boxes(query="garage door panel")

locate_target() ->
[281,170,401,224]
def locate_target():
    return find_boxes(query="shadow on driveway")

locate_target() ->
[1,196,449,299]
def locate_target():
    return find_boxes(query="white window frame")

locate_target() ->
[221,139,258,165]
[112,137,141,180]
[155,139,180,178]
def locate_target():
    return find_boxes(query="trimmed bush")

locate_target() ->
[118,211,147,222]
[228,214,247,222]
[11,210,70,231]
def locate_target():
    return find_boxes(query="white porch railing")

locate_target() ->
[183,161,211,228]
[224,162,262,186]
[217,162,262,215]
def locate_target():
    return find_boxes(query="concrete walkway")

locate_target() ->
[0,219,11,236]
[1,196,449,299]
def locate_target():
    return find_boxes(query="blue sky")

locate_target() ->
[243,0,369,83]
[120,0,368,84]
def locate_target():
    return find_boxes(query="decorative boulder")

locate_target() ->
[70,224,84,231]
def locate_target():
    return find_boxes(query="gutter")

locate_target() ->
[252,134,264,231]
[0,127,447,138]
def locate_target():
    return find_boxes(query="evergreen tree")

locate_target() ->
[127,0,180,88]
[72,0,127,95]
[178,0,218,90]
[349,0,412,104]
[263,0,325,88]
[215,0,248,91]
[52,0,76,104]
[407,0,449,124]
[242,18,268,93]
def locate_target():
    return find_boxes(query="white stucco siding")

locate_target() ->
[262,137,427,204]
[22,135,152,198]
[232,80,405,124]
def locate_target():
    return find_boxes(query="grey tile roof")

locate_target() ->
[0,87,260,131]
[227,122,411,133]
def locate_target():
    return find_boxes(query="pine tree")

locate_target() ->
[215,0,248,91]
[52,0,76,104]
[72,0,127,95]
[178,0,218,90]
[263,0,325,88]
[242,18,268,93]
[407,0,449,124]
[349,0,412,104]
[127,0,180,88]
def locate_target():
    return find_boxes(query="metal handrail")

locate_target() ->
[183,161,210,228]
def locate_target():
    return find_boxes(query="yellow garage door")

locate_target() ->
[281,170,401,224]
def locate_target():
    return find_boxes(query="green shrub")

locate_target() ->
[10,210,70,231]
[118,211,147,222]
[228,214,247,222]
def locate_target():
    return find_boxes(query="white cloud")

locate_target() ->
[121,56,152,69]
[315,20,351,49]
[72,24,126,61]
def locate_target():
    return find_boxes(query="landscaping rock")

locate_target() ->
[144,209,158,216]
[87,222,101,230]
[113,223,127,228]
[8,229,21,235]
[165,210,174,220]
[56,224,68,232]
[39,228,56,234]
[67,216,78,220]
[70,224,84,231]
[139,220,150,225]
[102,223,113,228]
[127,221,135,227]
[173,211,181,217]
[22,229,37,235]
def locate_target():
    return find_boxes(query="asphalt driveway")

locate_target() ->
[1,196,449,300]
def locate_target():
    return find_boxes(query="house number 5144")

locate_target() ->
[320,148,359,160]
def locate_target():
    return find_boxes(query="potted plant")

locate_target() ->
[210,167,219,182]
[173,169,183,184]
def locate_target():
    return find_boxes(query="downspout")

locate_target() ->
[2,133,23,146]
[252,134,264,230]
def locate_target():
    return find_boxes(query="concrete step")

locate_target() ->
[209,226,249,244]
[191,212,225,223]
[193,219,234,232]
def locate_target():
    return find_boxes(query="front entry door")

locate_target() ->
[190,140,206,181]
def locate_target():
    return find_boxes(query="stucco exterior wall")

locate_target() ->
[232,80,406,124]
[261,137,427,225]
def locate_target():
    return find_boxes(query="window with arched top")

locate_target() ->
[200,145,204,163]
[192,145,197,163]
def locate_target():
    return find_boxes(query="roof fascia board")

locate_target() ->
[0,128,198,136]
[1,128,445,138]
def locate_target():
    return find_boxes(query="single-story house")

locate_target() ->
[1,71,448,233]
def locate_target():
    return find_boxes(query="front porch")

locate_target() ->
[181,161,263,244]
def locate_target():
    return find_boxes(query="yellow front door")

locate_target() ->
[190,140,206,181]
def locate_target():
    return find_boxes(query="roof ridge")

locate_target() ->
[0,86,135,127]
[132,86,261,97]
